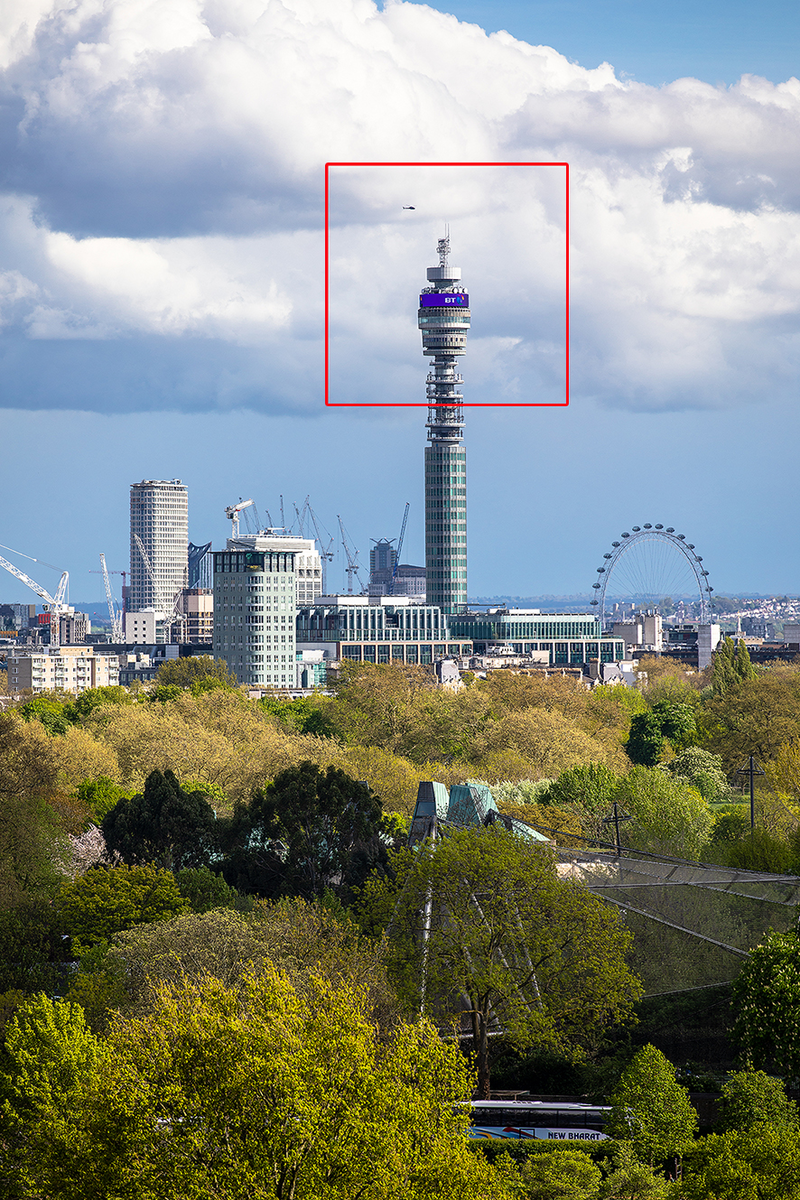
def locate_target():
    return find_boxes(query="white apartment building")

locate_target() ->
[212,546,296,687]
[124,610,158,644]
[129,480,188,615]
[7,646,120,694]
[228,534,322,605]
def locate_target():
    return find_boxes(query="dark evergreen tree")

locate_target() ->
[102,769,218,872]
[624,712,664,766]
[222,763,388,902]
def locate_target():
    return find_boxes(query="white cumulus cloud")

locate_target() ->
[0,0,799,412]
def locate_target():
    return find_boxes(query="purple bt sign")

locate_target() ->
[419,293,469,308]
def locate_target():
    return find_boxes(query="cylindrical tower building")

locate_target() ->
[419,234,470,614]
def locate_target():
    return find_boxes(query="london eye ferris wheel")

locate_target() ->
[591,524,714,631]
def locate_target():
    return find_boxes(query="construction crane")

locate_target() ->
[98,554,123,642]
[0,553,69,649]
[132,535,185,639]
[133,535,173,616]
[337,516,364,595]
[297,496,335,593]
[390,502,410,595]
[90,566,126,617]
[224,498,255,539]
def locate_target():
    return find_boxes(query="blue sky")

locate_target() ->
[1,0,800,609]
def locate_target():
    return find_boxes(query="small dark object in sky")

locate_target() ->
[403,205,415,209]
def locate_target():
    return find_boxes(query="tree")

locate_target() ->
[481,708,610,779]
[16,693,73,736]
[681,1125,800,1200]
[176,865,241,913]
[732,930,800,1077]
[624,712,664,767]
[710,637,756,697]
[612,766,713,859]
[700,663,800,774]
[536,764,620,814]
[224,763,389,901]
[155,654,238,690]
[74,776,133,822]
[105,898,400,1028]
[663,747,730,803]
[5,970,504,1200]
[102,768,219,871]
[57,863,189,955]
[717,1068,799,1132]
[599,1141,671,1199]
[606,1043,697,1165]
[0,716,69,911]
[260,694,336,737]
[515,1148,602,1199]
[0,994,106,1196]
[651,700,697,750]
[377,824,641,1097]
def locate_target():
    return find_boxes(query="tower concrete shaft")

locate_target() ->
[419,234,470,614]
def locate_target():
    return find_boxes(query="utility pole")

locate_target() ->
[737,755,765,831]
[602,801,633,857]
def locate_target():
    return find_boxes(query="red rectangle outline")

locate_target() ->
[324,160,569,408]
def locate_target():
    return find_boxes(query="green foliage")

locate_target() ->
[537,764,620,814]
[260,694,336,737]
[612,766,713,859]
[682,1125,800,1200]
[515,1147,603,1199]
[181,777,228,808]
[598,1141,672,1199]
[625,702,697,767]
[4,970,500,1200]
[724,828,795,873]
[224,762,389,902]
[64,941,128,1033]
[154,653,238,691]
[57,863,189,956]
[711,637,758,697]
[664,747,729,803]
[0,717,69,907]
[147,682,183,703]
[1,993,104,1123]
[625,713,664,767]
[607,1043,697,1165]
[652,700,697,750]
[491,778,557,807]
[710,806,751,845]
[732,930,800,1077]
[106,897,399,1028]
[16,693,72,735]
[382,825,641,1097]
[102,768,219,871]
[717,1068,799,1132]
[0,900,70,994]
[699,662,800,774]
[74,776,133,822]
[68,685,132,721]
[176,865,241,913]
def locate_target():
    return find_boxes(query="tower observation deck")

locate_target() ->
[419,234,470,615]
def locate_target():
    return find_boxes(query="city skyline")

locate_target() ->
[1,0,800,605]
